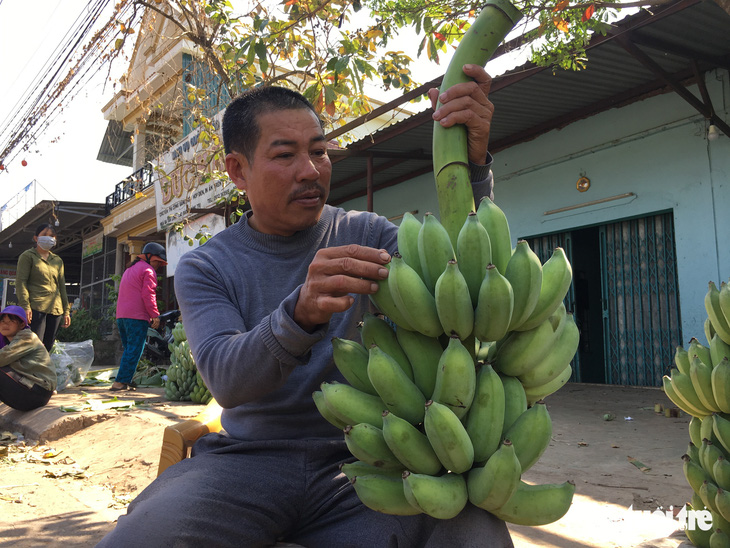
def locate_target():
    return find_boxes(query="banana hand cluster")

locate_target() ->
[317,201,579,526]
[662,335,730,419]
[164,320,212,403]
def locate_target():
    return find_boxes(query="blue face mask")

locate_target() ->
[37,236,56,250]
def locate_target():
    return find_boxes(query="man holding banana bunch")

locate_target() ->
[98,64,512,547]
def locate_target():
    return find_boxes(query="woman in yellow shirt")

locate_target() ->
[15,224,71,352]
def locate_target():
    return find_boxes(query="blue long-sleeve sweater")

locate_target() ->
[175,167,494,442]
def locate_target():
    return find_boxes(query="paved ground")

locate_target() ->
[0,374,697,547]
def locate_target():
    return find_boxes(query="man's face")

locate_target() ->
[226,108,332,236]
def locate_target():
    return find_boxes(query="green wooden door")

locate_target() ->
[599,212,682,386]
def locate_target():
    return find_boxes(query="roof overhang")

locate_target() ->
[325,0,730,206]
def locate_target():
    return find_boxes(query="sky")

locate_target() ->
[0,0,132,220]
[0,0,530,228]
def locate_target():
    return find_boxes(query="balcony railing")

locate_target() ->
[105,164,155,214]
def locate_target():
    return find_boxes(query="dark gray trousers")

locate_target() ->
[96,434,513,547]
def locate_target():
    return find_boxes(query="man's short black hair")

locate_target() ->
[222,86,320,162]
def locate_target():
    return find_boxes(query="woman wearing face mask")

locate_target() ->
[15,224,71,352]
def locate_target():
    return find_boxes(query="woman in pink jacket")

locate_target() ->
[113,242,168,391]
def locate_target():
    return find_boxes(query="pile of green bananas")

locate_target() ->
[313,199,578,525]
[663,281,730,547]
[164,321,212,404]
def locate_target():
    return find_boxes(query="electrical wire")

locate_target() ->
[0,0,139,169]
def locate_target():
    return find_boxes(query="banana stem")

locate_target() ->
[433,0,522,248]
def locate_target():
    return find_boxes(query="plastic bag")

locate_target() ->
[51,340,95,391]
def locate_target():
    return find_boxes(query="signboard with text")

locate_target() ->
[154,110,236,231]
[82,232,104,258]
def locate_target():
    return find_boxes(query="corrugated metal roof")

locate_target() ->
[327,0,730,206]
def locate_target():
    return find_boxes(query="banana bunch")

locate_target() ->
[164,321,212,403]
[661,335,730,419]
[316,303,575,525]
[662,279,730,547]
[316,0,576,528]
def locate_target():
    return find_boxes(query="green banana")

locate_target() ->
[710,527,730,548]
[691,355,722,413]
[671,368,713,417]
[712,334,730,367]
[524,364,573,406]
[397,211,425,279]
[360,312,413,380]
[431,336,477,420]
[388,253,444,338]
[381,410,443,475]
[688,442,702,465]
[704,414,721,446]
[395,327,443,400]
[684,454,712,494]
[715,456,730,491]
[465,363,506,463]
[494,303,566,377]
[476,196,512,276]
[708,318,718,351]
[369,261,416,332]
[519,312,579,388]
[504,240,543,332]
[690,337,714,372]
[713,414,730,455]
[703,440,728,483]
[516,247,573,332]
[713,359,730,414]
[312,390,349,431]
[676,346,691,376]
[721,282,730,344]
[367,345,426,425]
[473,264,514,343]
[691,416,704,448]
[501,374,528,436]
[663,375,704,418]
[456,212,492,306]
[340,460,403,481]
[402,471,468,520]
[707,281,730,346]
[423,400,475,474]
[342,426,399,471]
[717,487,730,523]
[701,479,722,515]
[491,480,575,526]
[434,260,474,340]
[467,439,521,511]
[349,473,422,516]
[503,400,553,473]
[320,381,386,429]
[344,423,403,470]
[693,492,706,512]
[418,212,456,294]
[331,337,378,396]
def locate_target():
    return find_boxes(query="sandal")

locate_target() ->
[110,382,136,392]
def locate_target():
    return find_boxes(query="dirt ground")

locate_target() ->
[0,381,696,548]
